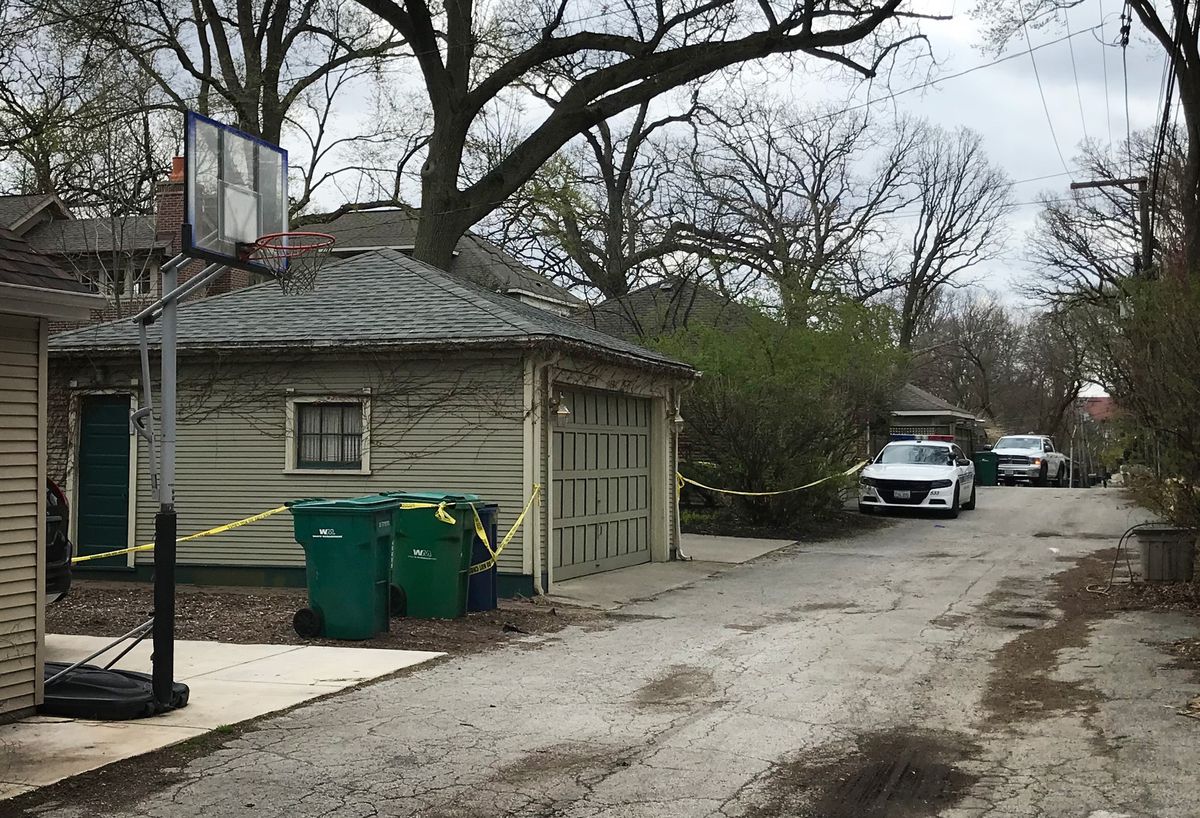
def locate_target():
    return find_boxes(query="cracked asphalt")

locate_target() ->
[23,487,1200,817]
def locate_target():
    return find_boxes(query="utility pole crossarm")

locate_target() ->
[1069,176,1147,190]
[1068,177,1152,276]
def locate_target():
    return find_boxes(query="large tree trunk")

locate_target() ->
[412,191,471,271]
[413,115,472,271]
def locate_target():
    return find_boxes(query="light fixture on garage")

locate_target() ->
[552,393,571,422]
[671,408,685,428]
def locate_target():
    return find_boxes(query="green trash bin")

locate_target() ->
[973,450,999,487]
[390,492,480,619]
[289,494,397,639]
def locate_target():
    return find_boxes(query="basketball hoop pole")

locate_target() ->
[132,254,226,711]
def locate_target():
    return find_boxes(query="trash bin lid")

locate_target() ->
[289,494,402,513]
[395,491,482,506]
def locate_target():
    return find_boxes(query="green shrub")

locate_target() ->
[656,302,905,525]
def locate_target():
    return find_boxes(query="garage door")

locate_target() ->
[552,388,652,580]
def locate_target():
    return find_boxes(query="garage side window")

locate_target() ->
[287,399,370,472]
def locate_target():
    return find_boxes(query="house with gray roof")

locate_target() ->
[48,249,694,594]
[0,193,167,303]
[2,183,580,326]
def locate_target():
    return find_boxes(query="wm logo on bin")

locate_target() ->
[411,548,434,559]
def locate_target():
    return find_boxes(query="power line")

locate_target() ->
[1065,6,1090,140]
[799,23,1104,130]
[1018,0,1072,173]
[1121,2,1134,178]
[1100,0,1114,144]
[874,191,1104,222]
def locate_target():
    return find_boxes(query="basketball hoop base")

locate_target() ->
[242,231,335,293]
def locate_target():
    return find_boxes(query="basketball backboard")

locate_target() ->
[183,111,288,273]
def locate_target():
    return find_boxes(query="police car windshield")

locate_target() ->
[877,444,951,465]
[995,436,1042,450]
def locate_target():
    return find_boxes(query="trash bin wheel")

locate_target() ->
[293,607,323,638]
[389,584,407,617]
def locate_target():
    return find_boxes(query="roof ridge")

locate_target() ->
[393,252,544,336]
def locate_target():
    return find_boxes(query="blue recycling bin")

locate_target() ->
[467,503,499,612]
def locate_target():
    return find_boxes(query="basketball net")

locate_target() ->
[247,232,335,294]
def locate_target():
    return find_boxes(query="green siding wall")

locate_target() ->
[116,354,528,574]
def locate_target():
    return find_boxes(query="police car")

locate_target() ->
[858,435,976,517]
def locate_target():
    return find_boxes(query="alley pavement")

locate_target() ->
[19,487,1200,818]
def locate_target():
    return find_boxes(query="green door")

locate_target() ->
[76,395,132,569]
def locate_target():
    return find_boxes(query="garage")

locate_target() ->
[552,387,652,580]
[0,229,100,721]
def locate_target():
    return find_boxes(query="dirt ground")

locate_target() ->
[47,581,604,654]
[681,507,892,541]
[979,545,1200,728]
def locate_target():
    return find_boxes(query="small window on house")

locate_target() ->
[130,262,152,296]
[296,402,364,469]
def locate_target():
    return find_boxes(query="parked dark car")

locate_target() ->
[46,479,72,603]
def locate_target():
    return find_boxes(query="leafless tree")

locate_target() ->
[911,291,1086,436]
[676,103,919,324]
[22,0,407,212]
[353,0,939,270]
[0,19,171,214]
[911,291,1020,419]
[892,126,1011,348]
[484,97,700,300]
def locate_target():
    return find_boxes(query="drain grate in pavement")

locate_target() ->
[742,729,979,818]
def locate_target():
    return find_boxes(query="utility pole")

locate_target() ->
[1069,177,1152,276]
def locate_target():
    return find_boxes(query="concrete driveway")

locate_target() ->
[16,487,1200,818]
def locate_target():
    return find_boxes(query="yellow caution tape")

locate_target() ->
[71,505,290,565]
[676,461,868,497]
[396,500,458,525]
[70,485,542,577]
[467,485,542,576]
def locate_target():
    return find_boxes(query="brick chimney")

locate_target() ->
[154,156,185,255]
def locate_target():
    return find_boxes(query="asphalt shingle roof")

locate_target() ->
[307,208,582,305]
[0,193,60,231]
[575,280,754,340]
[893,383,977,417]
[0,227,92,294]
[49,249,692,373]
[25,215,164,255]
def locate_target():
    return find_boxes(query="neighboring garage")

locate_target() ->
[48,249,695,593]
[553,389,652,580]
[0,228,101,721]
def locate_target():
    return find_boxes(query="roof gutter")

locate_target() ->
[1,281,104,320]
[50,334,698,379]
[891,409,981,421]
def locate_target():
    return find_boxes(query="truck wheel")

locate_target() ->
[962,483,977,510]
[1055,466,1066,487]
[1035,464,1048,487]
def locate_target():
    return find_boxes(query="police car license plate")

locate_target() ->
[894,490,911,499]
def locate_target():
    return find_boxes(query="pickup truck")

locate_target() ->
[992,435,1069,486]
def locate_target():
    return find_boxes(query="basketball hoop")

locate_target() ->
[246,231,335,293]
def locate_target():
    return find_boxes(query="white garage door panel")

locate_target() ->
[552,388,652,580]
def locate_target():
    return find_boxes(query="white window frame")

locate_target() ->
[283,394,372,475]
